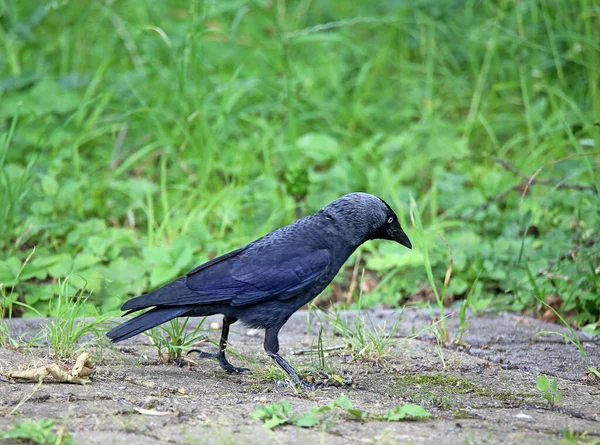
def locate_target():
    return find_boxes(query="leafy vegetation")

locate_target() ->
[143,316,207,362]
[250,396,429,429]
[0,418,72,445]
[0,1,598,336]
[536,375,562,408]
[43,275,110,358]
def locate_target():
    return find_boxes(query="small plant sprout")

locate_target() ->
[536,375,562,408]
[143,316,208,363]
[409,197,452,342]
[44,275,110,359]
[325,285,402,365]
[0,418,72,445]
[530,288,600,379]
[250,396,430,430]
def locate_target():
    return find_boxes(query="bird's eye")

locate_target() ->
[387,217,394,224]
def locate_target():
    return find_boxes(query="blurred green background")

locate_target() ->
[1,0,599,330]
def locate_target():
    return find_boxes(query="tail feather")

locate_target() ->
[107,306,189,343]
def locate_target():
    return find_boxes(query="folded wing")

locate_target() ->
[121,244,331,311]
[187,247,331,306]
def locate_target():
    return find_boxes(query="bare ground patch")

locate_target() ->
[1,309,599,444]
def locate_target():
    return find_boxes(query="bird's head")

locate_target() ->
[320,193,412,249]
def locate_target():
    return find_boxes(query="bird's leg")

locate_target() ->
[264,326,317,390]
[187,316,250,374]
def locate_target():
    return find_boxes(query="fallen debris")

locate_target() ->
[1,353,94,385]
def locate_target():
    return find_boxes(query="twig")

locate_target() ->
[537,237,600,278]
[293,345,346,356]
[346,252,362,305]
[462,182,525,219]
[495,159,597,193]
[464,157,599,219]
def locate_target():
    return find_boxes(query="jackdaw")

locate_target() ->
[106,192,412,388]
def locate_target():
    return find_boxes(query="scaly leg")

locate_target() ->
[188,316,250,374]
[264,326,317,390]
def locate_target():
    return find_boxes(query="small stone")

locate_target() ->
[210,322,221,330]
[247,329,260,337]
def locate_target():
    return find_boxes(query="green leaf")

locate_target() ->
[250,402,292,429]
[47,254,73,278]
[73,253,103,270]
[0,256,22,286]
[150,264,180,288]
[385,404,430,421]
[296,133,340,164]
[295,411,319,428]
[263,416,287,429]
[346,408,366,418]
[399,404,430,418]
[334,395,354,410]
[143,246,173,266]
[41,175,59,196]
[536,375,550,392]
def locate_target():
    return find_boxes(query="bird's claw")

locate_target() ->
[298,380,320,391]
[187,349,219,359]
[224,365,251,374]
[188,349,250,374]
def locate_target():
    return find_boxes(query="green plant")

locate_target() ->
[43,276,110,358]
[383,404,430,421]
[322,271,402,364]
[531,288,600,379]
[1,0,599,328]
[536,375,562,408]
[558,428,599,445]
[143,316,208,362]
[409,198,450,342]
[250,396,430,430]
[0,419,72,445]
[455,272,482,345]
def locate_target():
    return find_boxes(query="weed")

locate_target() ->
[558,428,599,445]
[321,272,402,364]
[143,316,208,363]
[530,288,600,379]
[44,276,110,359]
[536,375,562,408]
[0,418,72,445]
[250,396,430,430]
[1,0,599,330]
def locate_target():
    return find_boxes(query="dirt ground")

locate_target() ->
[1,309,599,444]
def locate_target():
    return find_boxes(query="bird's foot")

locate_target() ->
[187,348,250,374]
[222,364,252,374]
[298,380,320,391]
[218,355,251,374]
[187,348,219,359]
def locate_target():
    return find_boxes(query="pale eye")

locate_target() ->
[387,217,394,224]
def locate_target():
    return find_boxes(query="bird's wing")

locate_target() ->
[185,246,331,307]
[229,248,331,306]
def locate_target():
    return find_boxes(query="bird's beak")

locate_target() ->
[387,223,412,249]
[394,230,412,249]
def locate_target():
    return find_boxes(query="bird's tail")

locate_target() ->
[106,306,189,343]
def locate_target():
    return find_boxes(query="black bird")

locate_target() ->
[106,193,412,388]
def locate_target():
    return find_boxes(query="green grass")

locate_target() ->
[0,1,598,335]
[0,418,72,445]
[143,316,208,362]
[43,275,111,358]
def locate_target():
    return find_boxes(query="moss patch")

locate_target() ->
[394,373,529,407]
